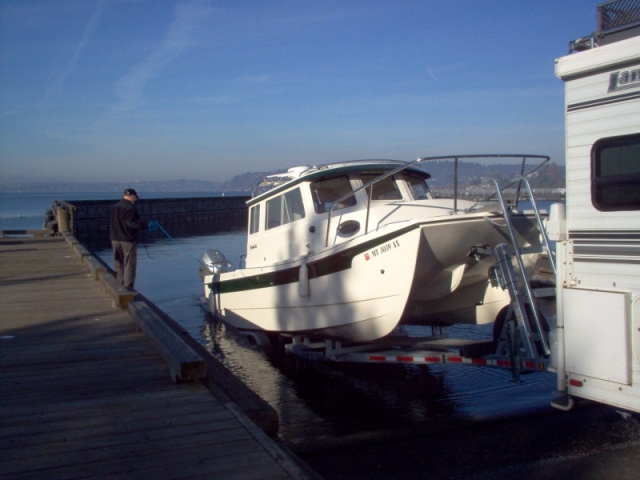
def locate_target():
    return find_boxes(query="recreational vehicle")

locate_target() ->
[550,0,640,413]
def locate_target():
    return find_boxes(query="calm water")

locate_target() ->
[2,192,558,444]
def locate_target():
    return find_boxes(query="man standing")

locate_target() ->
[109,188,147,291]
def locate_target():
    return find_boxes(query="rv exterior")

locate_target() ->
[551,1,640,413]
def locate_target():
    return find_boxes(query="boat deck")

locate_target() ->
[0,236,312,479]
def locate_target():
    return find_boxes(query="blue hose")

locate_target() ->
[148,220,204,266]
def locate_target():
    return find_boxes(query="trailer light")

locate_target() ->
[569,379,583,388]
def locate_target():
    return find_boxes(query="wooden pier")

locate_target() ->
[0,235,314,479]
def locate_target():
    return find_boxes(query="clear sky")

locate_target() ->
[1,0,596,183]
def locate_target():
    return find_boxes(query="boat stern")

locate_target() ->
[403,211,544,326]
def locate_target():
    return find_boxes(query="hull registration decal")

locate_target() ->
[365,239,401,260]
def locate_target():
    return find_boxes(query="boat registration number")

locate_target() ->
[364,239,400,260]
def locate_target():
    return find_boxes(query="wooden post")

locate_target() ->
[99,271,136,308]
[127,301,207,383]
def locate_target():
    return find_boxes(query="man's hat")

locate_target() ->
[124,188,138,197]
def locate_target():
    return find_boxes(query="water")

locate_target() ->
[2,192,558,445]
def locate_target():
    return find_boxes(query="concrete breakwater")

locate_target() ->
[48,196,250,249]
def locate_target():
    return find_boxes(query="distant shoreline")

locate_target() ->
[0,161,567,194]
[0,189,249,196]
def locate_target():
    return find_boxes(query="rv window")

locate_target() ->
[249,205,260,234]
[266,188,306,230]
[311,176,356,213]
[358,173,403,200]
[592,133,640,211]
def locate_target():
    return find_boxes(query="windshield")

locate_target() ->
[357,173,403,200]
[310,175,357,213]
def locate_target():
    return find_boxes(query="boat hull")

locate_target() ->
[205,225,422,342]
[203,211,543,341]
[402,212,542,325]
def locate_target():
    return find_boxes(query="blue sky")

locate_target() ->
[1,0,596,183]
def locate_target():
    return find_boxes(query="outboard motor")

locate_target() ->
[200,249,235,315]
[202,249,235,275]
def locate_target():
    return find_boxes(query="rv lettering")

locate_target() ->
[608,67,640,92]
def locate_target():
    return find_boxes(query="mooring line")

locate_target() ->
[147,220,205,266]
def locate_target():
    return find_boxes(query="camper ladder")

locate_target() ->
[487,177,555,376]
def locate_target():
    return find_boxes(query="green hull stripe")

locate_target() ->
[215,224,419,294]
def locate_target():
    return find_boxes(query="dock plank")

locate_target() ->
[0,237,312,480]
[0,393,230,436]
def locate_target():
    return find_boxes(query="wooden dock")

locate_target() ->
[0,236,314,479]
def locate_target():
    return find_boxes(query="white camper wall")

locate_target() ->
[554,31,640,413]
[556,35,640,232]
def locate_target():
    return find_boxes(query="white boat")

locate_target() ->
[200,155,549,342]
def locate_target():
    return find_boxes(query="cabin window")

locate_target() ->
[311,175,356,213]
[358,173,403,200]
[249,205,260,234]
[265,187,306,230]
[405,174,432,200]
[592,133,640,211]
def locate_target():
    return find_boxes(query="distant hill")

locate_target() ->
[422,160,565,189]
[0,162,564,193]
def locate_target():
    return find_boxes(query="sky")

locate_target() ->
[0,0,597,184]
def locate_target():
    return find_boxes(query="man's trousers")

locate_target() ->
[111,240,138,290]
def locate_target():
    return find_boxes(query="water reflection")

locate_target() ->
[199,314,456,439]
[197,308,555,445]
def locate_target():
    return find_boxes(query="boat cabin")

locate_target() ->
[244,161,434,268]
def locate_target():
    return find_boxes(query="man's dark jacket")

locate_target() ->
[109,199,147,243]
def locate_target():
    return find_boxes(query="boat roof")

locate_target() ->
[249,159,431,205]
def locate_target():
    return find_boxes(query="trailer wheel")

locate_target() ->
[493,303,549,358]
[492,305,510,346]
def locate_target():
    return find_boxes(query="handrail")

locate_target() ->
[418,154,550,211]
[489,177,551,357]
[513,175,557,276]
[323,154,550,248]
